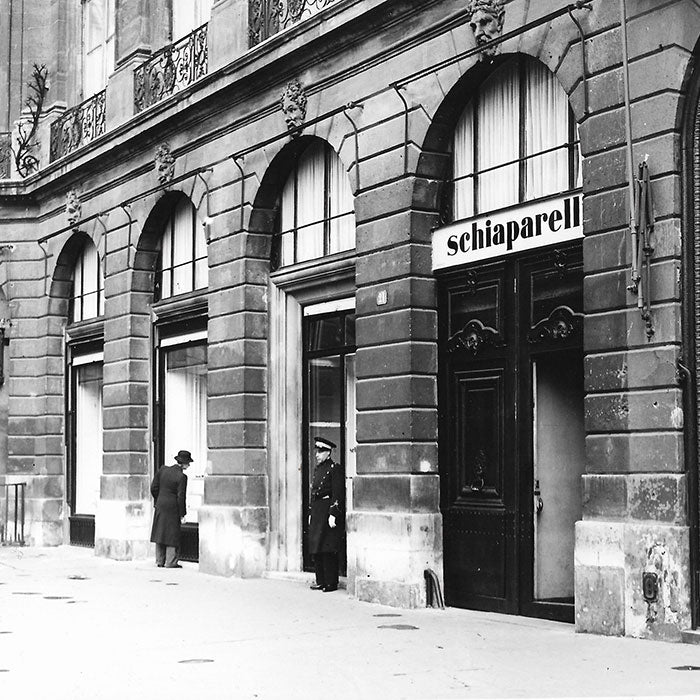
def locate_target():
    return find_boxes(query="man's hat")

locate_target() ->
[175,450,194,464]
[314,437,336,451]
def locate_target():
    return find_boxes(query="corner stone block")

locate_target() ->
[623,524,690,642]
[574,520,625,635]
[346,511,442,608]
[198,505,268,577]
[94,499,152,560]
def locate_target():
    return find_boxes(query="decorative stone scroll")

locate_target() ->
[155,143,176,186]
[527,305,583,345]
[466,0,506,59]
[447,318,503,355]
[280,79,307,138]
[65,189,82,229]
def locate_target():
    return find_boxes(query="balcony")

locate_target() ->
[49,90,106,162]
[134,24,208,113]
[249,0,339,46]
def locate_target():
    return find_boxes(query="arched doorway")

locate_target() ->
[256,136,357,577]
[430,55,585,622]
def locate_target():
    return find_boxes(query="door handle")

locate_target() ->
[534,479,543,514]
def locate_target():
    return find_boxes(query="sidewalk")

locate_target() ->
[1,546,699,700]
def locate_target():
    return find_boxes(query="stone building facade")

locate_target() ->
[0,0,699,641]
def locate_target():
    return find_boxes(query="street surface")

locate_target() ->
[1,546,699,699]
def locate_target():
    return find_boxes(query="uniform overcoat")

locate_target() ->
[308,458,344,554]
[150,464,187,547]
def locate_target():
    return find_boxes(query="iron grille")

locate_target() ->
[134,24,208,113]
[49,90,106,162]
[2,483,26,546]
[249,0,338,46]
[179,523,199,562]
[69,515,95,548]
[0,132,11,178]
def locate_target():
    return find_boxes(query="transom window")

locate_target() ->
[172,0,213,40]
[157,197,208,300]
[71,241,104,323]
[83,0,115,98]
[276,140,355,268]
[452,57,581,221]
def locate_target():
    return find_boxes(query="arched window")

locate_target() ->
[157,196,208,300]
[277,141,355,268]
[71,240,104,323]
[453,57,580,220]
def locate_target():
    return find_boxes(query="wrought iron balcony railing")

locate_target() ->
[0,133,11,178]
[134,24,208,113]
[249,0,339,46]
[49,90,106,162]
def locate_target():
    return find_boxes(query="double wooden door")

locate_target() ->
[439,243,584,622]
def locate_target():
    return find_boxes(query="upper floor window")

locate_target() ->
[277,140,355,268]
[172,0,213,41]
[71,240,104,323]
[83,0,115,98]
[453,57,580,221]
[157,197,208,300]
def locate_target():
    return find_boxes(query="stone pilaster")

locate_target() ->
[352,149,442,606]
[95,218,152,560]
[198,212,269,577]
[208,0,249,72]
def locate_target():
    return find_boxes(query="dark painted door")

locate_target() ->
[439,243,584,622]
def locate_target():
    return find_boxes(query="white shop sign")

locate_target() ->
[432,191,583,271]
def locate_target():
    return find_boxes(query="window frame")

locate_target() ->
[82,0,115,99]
[155,197,208,302]
[450,56,580,222]
[274,141,355,270]
[70,240,104,324]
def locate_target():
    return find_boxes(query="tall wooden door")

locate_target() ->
[439,243,584,622]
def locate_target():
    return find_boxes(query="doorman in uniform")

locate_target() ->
[150,449,191,568]
[308,437,344,592]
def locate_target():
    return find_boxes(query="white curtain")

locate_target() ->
[280,174,296,267]
[161,198,208,299]
[477,61,520,213]
[72,242,103,322]
[295,141,325,263]
[453,102,475,220]
[329,150,355,254]
[75,362,103,514]
[164,345,207,523]
[83,0,114,97]
[526,61,570,200]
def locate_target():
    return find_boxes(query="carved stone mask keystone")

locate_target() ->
[280,79,308,137]
[466,0,506,58]
[65,189,82,229]
[155,143,176,186]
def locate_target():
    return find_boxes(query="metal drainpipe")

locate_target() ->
[620,0,640,301]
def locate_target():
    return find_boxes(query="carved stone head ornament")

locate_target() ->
[280,79,308,137]
[65,189,82,229]
[155,143,175,187]
[466,0,506,58]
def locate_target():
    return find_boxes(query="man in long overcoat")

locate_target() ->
[308,437,344,592]
[150,449,191,568]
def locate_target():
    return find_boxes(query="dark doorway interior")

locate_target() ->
[439,243,584,622]
[302,309,355,574]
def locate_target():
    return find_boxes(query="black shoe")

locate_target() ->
[323,586,338,592]
[165,564,182,569]
[156,564,164,568]
[310,584,324,590]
